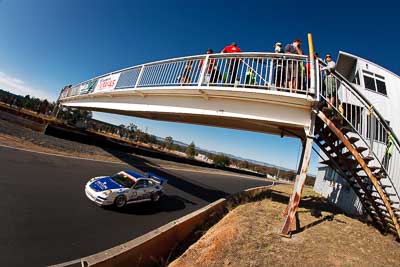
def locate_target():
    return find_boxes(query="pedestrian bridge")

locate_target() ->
[59,48,400,239]
[60,53,315,139]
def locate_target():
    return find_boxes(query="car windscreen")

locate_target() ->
[110,173,135,188]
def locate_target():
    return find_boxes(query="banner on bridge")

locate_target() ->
[80,79,97,94]
[94,73,121,93]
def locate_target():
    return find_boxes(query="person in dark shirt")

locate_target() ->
[221,42,242,84]
[285,38,303,92]
[199,49,221,84]
[179,60,193,84]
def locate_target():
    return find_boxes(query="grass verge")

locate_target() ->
[169,184,400,267]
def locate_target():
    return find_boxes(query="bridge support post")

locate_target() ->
[280,135,314,236]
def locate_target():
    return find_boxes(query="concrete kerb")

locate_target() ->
[51,184,275,267]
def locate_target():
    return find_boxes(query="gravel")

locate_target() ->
[0,118,111,157]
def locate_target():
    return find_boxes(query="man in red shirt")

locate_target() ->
[221,42,241,53]
[221,42,242,84]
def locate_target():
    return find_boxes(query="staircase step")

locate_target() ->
[369,212,395,226]
[360,193,380,200]
[340,126,353,134]
[348,136,360,143]
[337,143,346,150]
[355,166,380,172]
[331,114,344,124]
[341,149,371,159]
[322,156,358,167]
[363,155,375,163]
[380,208,400,219]
[386,227,398,235]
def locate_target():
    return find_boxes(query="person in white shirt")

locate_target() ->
[321,54,336,109]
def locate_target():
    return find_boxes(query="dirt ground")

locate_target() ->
[0,117,123,162]
[169,185,400,267]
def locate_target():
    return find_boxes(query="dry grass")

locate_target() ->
[169,185,400,267]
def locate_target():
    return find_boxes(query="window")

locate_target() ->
[362,70,387,96]
[352,71,360,85]
[364,75,376,91]
[134,180,148,189]
[376,80,387,95]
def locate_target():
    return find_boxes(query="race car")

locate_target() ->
[84,170,167,208]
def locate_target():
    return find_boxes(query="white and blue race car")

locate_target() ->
[85,170,167,208]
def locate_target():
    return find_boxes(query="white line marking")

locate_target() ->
[164,166,273,182]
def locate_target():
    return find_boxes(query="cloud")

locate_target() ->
[0,71,57,101]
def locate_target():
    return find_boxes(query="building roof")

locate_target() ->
[337,51,400,80]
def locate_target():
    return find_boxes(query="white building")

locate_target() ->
[314,51,400,215]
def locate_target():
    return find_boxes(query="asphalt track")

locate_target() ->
[0,146,273,266]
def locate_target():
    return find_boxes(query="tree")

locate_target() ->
[213,154,231,168]
[128,123,137,132]
[164,136,173,149]
[185,141,196,159]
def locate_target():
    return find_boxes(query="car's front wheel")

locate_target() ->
[114,195,127,208]
[151,192,162,202]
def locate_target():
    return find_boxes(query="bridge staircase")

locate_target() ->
[314,111,400,237]
[311,63,400,239]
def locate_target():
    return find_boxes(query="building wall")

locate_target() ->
[314,167,363,215]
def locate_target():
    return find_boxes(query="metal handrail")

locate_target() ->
[59,53,312,100]
[65,53,307,90]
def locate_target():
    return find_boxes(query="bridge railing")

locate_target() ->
[318,60,400,204]
[59,53,314,100]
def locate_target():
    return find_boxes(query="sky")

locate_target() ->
[0,0,399,174]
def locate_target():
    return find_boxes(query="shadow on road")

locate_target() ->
[103,148,230,203]
[105,195,196,215]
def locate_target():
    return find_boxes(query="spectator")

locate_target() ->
[379,131,395,178]
[178,60,193,84]
[221,42,242,84]
[285,38,304,92]
[245,68,256,86]
[200,49,221,84]
[321,54,336,109]
[273,42,285,88]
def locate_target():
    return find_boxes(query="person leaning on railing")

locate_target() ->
[379,131,395,178]
[178,60,193,84]
[284,38,303,92]
[199,49,222,84]
[221,42,242,84]
[273,42,285,89]
[321,54,336,110]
